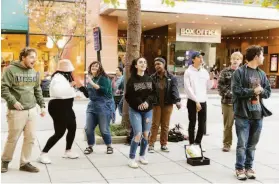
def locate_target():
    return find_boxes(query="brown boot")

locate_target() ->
[1,161,9,173]
[19,163,39,173]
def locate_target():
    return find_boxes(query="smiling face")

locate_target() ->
[22,51,37,69]
[135,58,147,72]
[90,63,100,75]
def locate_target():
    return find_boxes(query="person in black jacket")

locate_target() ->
[148,57,181,153]
[125,57,156,168]
[232,45,272,180]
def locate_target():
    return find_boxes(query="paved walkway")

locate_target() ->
[1,95,279,183]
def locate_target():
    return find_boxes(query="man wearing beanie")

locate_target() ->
[148,57,181,153]
[184,51,214,150]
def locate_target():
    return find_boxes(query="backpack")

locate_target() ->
[168,124,185,142]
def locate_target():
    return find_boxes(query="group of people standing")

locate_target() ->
[1,45,272,181]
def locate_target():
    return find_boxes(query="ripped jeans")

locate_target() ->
[129,107,152,159]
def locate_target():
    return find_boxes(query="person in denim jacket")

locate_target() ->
[125,57,156,168]
[79,61,114,155]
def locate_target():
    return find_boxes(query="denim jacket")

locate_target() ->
[232,64,272,119]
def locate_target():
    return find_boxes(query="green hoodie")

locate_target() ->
[1,61,45,110]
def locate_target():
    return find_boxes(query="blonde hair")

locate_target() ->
[231,51,243,60]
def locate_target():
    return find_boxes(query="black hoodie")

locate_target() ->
[125,74,157,112]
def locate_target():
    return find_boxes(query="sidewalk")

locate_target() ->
[1,97,279,183]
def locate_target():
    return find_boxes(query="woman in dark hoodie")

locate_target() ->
[125,57,156,168]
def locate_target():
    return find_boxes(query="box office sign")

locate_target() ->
[176,23,221,43]
[180,28,217,36]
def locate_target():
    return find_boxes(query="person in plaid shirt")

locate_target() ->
[218,51,243,152]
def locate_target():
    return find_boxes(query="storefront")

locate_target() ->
[218,28,279,88]
[1,0,86,80]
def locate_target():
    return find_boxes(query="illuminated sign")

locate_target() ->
[180,28,217,36]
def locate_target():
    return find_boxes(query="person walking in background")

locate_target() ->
[148,57,181,153]
[41,73,51,97]
[232,46,272,180]
[1,47,46,173]
[79,61,114,155]
[125,57,156,168]
[37,59,79,164]
[184,51,214,150]
[112,67,124,123]
[218,52,243,152]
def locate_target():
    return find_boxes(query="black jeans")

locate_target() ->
[187,99,207,145]
[114,95,122,110]
[42,98,76,153]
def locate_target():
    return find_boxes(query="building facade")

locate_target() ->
[2,0,279,87]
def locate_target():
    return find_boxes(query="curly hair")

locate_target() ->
[19,47,37,61]
[245,45,263,62]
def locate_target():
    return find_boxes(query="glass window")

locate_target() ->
[1,34,26,72]
[29,35,85,80]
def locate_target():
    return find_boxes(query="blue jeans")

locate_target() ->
[235,117,263,170]
[86,112,112,146]
[129,107,152,159]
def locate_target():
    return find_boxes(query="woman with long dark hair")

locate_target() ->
[125,57,156,168]
[38,59,78,164]
[79,61,114,155]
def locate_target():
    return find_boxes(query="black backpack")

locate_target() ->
[168,124,185,142]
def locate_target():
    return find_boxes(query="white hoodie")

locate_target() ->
[184,65,214,103]
[49,73,76,99]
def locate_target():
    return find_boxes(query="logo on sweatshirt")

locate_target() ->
[134,82,152,91]
[15,73,38,86]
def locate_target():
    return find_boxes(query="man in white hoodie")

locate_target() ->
[184,51,214,147]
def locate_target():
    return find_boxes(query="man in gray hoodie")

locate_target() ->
[1,47,46,173]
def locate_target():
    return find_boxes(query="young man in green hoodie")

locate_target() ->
[1,47,46,173]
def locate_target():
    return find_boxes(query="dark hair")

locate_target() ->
[130,57,147,76]
[88,61,108,77]
[245,45,263,62]
[19,47,37,61]
[117,67,123,74]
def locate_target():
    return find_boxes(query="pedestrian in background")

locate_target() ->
[1,47,46,173]
[218,52,243,152]
[112,67,124,123]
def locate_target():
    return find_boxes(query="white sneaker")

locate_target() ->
[62,151,79,159]
[37,154,51,164]
[128,159,138,168]
[139,156,149,165]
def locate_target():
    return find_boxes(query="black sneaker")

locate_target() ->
[161,145,170,152]
[19,163,39,173]
[1,161,9,173]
